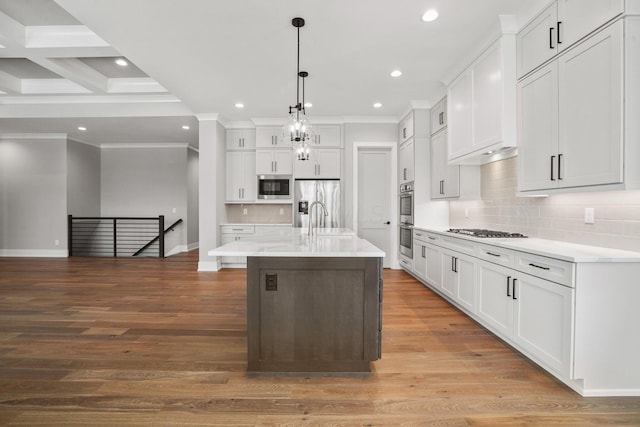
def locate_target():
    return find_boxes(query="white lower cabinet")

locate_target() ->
[477,260,574,378]
[404,228,640,396]
[441,249,476,313]
[219,225,255,266]
[413,239,427,280]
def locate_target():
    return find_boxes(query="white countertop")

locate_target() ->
[209,227,385,258]
[415,227,640,263]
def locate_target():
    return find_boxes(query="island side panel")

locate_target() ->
[247,256,382,375]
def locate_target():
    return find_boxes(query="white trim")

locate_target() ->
[196,113,220,121]
[198,260,220,272]
[68,137,102,148]
[166,245,187,256]
[224,120,256,129]
[187,242,199,251]
[0,94,182,105]
[108,78,167,93]
[342,116,399,124]
[100,142,190,149]
[0,249,67,258]
[187,145,199,153]
[352,141,398,269]
[25,25,110,48]
[0,133,66,140]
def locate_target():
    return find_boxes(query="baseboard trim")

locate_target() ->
[198,260,220,272]
[0,249,68,258]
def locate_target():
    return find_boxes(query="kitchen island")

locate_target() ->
[208,228,385,376]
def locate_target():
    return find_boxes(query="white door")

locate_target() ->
[357,148,392,268]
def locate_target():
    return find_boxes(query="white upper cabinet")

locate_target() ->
[294,149,341,179]
[398,139,414,184]
[430,98,447,135]
[518,20,624,193]
[430,131,460,199]
[226,151,256,202]
[517,0,624,78]
[256,149,292,175]
[256,126,292,148]
[226,129,256,150]
[399,112,414,143]
[447,35,517,164]
[309,125,342,148]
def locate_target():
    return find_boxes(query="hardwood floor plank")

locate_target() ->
[1,253,639,425]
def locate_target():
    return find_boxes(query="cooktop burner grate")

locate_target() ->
[447,228,527,238]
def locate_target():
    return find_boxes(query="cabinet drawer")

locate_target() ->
[478,244,515,268]
[413,229,431,243]
[514,252,575,287]
[220,225,255,234]
[440,236,477,256]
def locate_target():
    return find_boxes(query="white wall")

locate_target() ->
[187,148,199,248]
[0,137,67,256]
[67,139,100,217]
[100,146,188,253]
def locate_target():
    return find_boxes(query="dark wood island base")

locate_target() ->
[246,256,383,376]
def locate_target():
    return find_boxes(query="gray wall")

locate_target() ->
[187,148,199,247]
[67,140,100,216]
[100,146,188,253]
[343,123,398,229]
[0,137,67,255]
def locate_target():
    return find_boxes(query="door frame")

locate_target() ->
[352,142,398,269]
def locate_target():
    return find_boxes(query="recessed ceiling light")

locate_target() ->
[235,103,244,108]
[182,125,190,130]
[115,58,128,67]
[422,9,439,22]
[304,102,312,108]
[390,70,402,78]
[373,102,382,108]
[77,126,87,131]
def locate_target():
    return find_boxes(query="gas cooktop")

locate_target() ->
[447,228,528,238]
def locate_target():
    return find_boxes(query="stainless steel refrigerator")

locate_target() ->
[294,179,341,228]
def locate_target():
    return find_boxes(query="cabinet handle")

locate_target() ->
[403,128,407,139]
[403,168,407,180]
[451,257,455,272]
[428,236,436,240]
[528,263,550,271]
[512,278,518,300]
[549,27,555,49]
[415,232,422,237]
[558,154,563,180]
[506,276,512,297]
[238,188,241,199]
[274,161,277,172]
[486,251,501,257]
[422,246,426,258]
[440,180,444,195]
[557,21,562,45]
[317,135,321,145]
[550,155,556,181]
[318,164,320,175]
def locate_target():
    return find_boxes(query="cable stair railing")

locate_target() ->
[68,215,183,258]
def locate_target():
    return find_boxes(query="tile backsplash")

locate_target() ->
[226,204,293,224]
[449,157,640,252]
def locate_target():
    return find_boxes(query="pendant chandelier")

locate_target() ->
[284,17,313,161]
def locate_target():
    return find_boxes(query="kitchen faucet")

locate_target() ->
[308,201,328,236]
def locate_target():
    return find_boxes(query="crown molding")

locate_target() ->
[0,133,66,140]
[100,142,191,149]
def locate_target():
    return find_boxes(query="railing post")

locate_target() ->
[159,215,165,258]
[113,218,117,257]
[67,215,73,257]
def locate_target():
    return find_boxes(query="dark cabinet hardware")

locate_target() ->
[557,21,562,44]
[507,276,512,297]
[551,155,556,181]
[486,251,501,257]
[558,153,563,180]
[512,278,518,300]
[451,257,458,273]
[529,263,550,271]
[549,27,555,49]
[384,221,391,225]
[422,246,426,258]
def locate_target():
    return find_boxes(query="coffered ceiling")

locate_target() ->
[0,0,541,147]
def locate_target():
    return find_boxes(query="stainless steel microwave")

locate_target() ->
[258,175,292,199]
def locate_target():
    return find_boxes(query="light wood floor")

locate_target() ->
[1,252,639,426]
